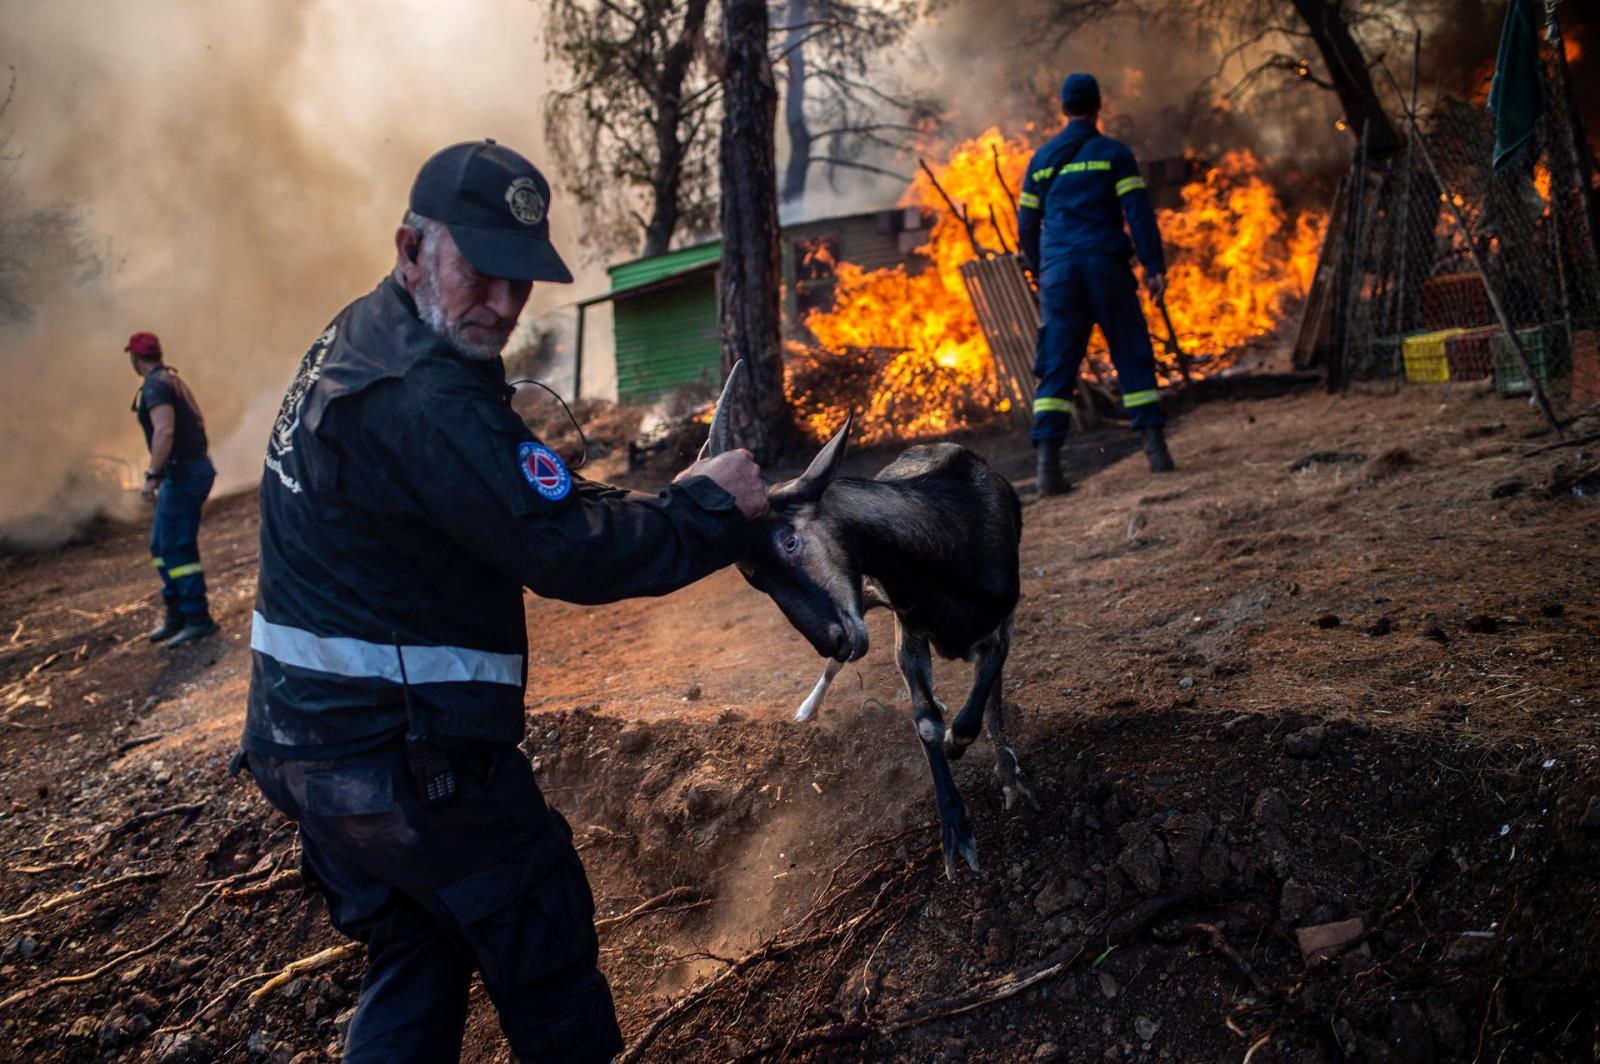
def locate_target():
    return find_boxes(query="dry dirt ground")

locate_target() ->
[1,385,1598,1063]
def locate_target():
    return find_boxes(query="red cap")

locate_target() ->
[125,332,162,359]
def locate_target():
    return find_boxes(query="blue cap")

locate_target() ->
[1060,73,1101,113]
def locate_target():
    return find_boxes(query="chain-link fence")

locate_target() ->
[1332,45,1599,409]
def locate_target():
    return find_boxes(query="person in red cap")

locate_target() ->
[127,331,218,645]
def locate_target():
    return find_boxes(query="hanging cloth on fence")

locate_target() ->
[1489,0,1544,171]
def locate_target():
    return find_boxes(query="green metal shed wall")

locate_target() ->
[613,275,722,401]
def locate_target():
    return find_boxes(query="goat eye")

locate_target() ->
[782,534,800,554]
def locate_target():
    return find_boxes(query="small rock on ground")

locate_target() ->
[1284,725,1326,759]
[1252,787,1292,827]
[1296,917,1366,966]
[1280,877,1315,922]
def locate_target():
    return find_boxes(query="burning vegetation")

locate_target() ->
[785,129,1327,446]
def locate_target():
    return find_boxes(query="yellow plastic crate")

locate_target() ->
[1402,328,1468,383]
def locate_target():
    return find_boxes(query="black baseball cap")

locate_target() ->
[408,140,573,284]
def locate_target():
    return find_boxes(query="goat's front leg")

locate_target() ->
[944,615,1012,762]
[898,621,978,879]
[794,657,843,722]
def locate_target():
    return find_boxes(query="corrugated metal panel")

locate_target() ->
[609,241,722,295]
[613,275,722,401]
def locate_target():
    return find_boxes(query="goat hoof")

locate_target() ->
[1002,779,1041,812]
[997,747,1041,811]
[941,824,980,880]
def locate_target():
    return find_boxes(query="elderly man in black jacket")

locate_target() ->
[237,140,766,1063]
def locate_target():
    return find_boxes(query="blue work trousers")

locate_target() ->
[150,456,215,617]
[1032,255,1166,442]
[243,738,623,1064]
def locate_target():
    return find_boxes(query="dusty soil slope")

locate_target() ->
[1,385,1597,1063]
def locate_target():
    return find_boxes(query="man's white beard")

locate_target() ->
[414,266,506,362]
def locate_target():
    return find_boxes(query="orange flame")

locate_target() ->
[1151,150,1326,367]
[786,130,1326,444]
[1534,160,1553,202]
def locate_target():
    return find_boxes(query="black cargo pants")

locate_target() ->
[242,738,622,1064]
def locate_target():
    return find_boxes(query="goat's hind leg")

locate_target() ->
[984,681,1039,811]
[898,621,978,878]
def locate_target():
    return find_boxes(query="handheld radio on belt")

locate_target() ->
[392,634,458,806]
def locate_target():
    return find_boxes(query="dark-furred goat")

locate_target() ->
[703,363,1034,877]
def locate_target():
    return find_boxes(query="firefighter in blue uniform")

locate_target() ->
[235,141,768,1063]
[1017,72,1176,495]
[128,331,220,646]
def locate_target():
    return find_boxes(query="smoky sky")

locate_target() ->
[0,0,593,544]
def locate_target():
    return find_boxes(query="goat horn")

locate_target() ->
[699,359,745,459]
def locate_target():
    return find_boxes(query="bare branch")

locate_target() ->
[809,155,912,182]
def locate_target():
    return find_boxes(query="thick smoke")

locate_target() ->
[913,5,1351,202]
[0,0,598,549]
[778,3,1357,229]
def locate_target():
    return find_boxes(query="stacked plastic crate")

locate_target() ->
[1492,327,1569,397]
[1401,329,1468,383]
[1444,328,1498,380]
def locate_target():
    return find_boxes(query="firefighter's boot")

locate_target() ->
[1036,439,1070,497]
[1143,426,1176,473]
[165,613,220,648]
[147,609,186,643]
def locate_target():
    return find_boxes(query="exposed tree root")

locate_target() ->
[0,853,281,1009]
[245,943,364,1006]
[149,970,278,1041]
[0,867,171,925]
[618,825,930,1064]
[724,891,1200,1063]
[621,874,909,1064]
[596,886,712,931]
[11,802,208,874]
[114,732,167,755]
[221,868,302,905]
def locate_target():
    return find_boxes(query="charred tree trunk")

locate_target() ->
[1288,0,1403,157]
[719,0,790,461]
[642,0,712,258]
[780,0,813,205]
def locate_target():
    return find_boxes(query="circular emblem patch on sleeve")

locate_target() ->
[518,441,571,501]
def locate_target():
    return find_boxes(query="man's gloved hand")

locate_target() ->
[1146,271,1167,303]
[677,449,768,519]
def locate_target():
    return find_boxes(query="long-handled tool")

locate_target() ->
[1155,295,1193,387]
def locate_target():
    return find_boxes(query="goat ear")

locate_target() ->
[797,412,851,498]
